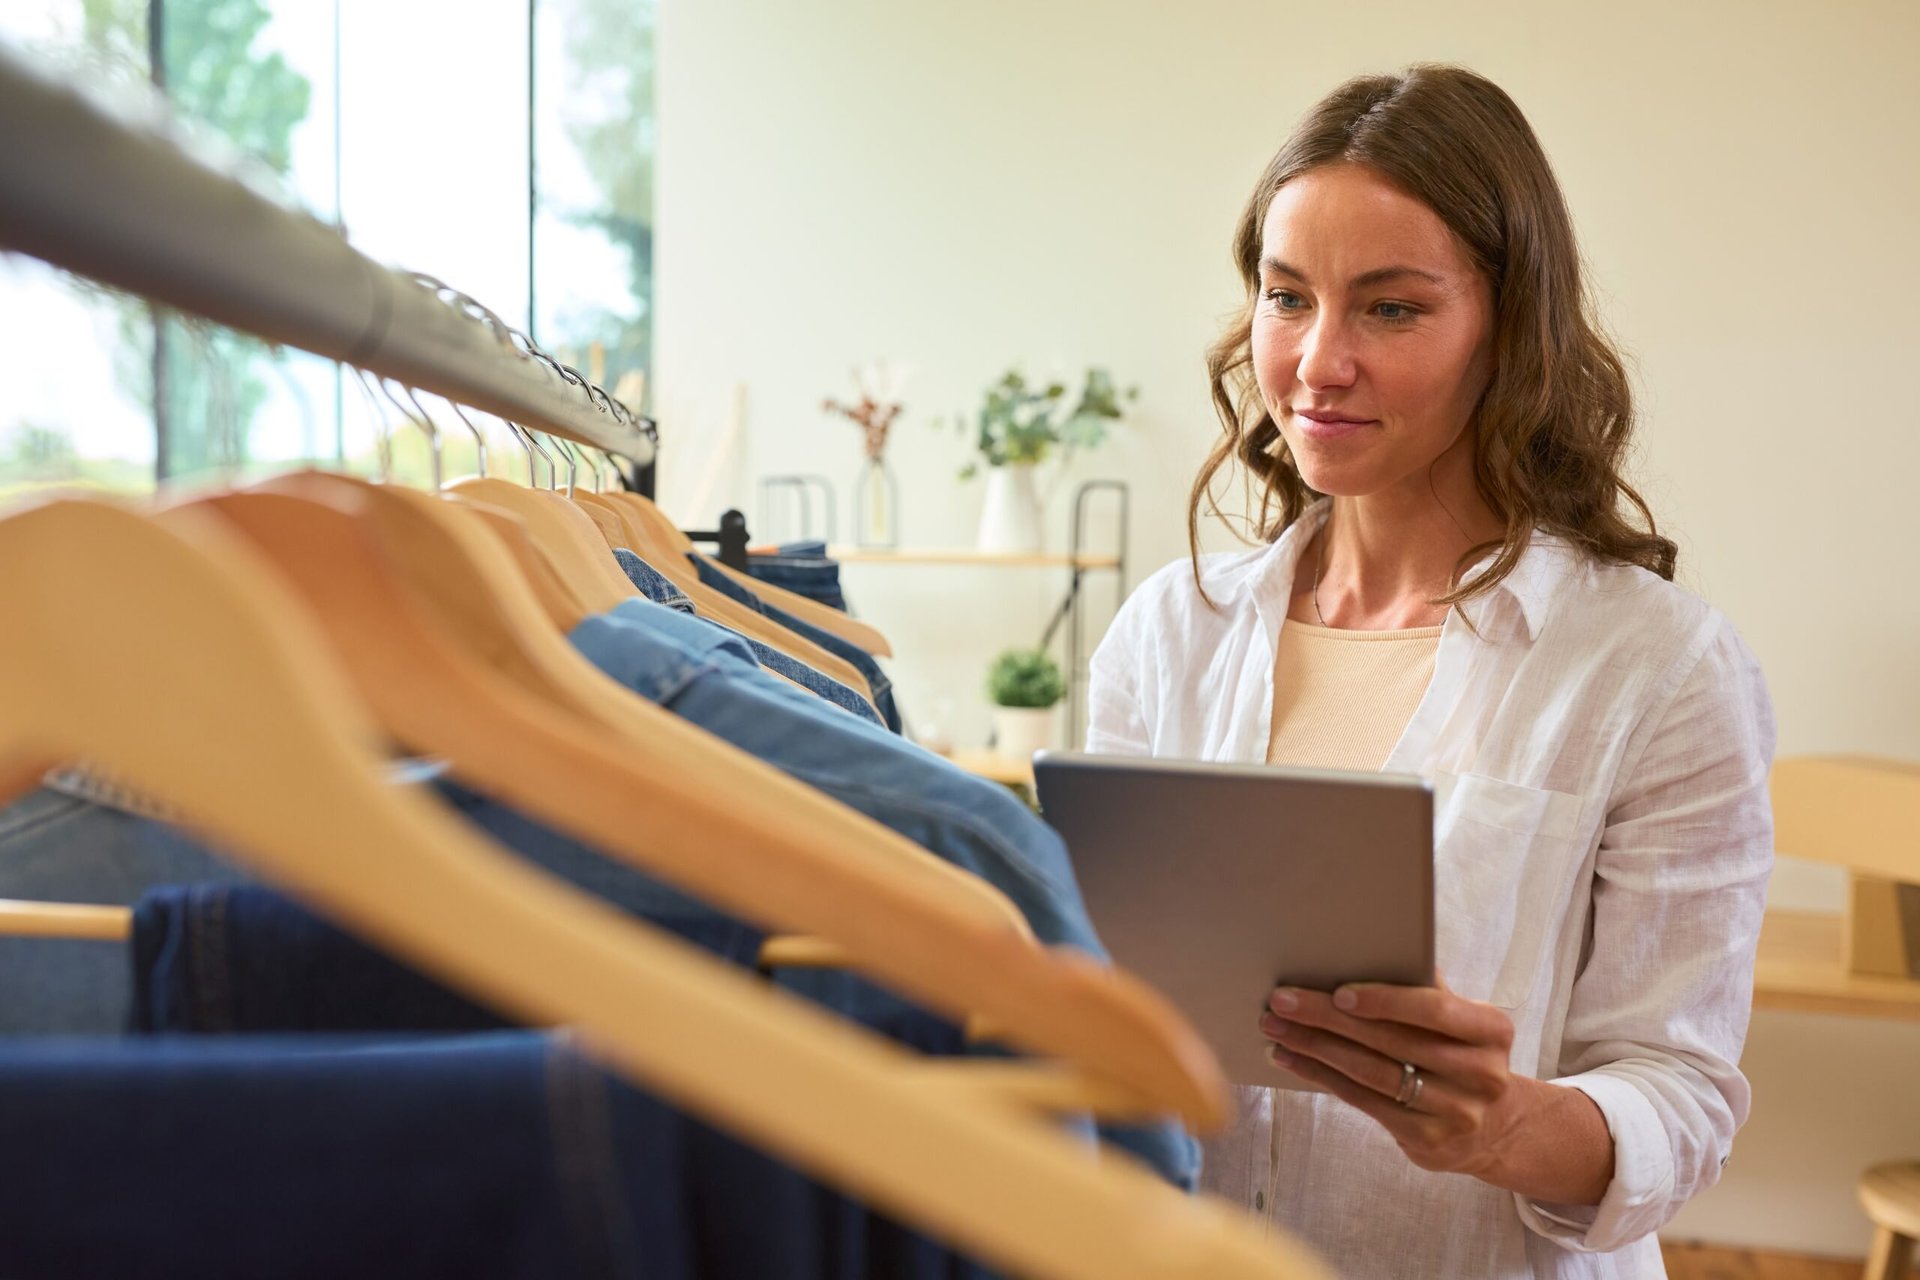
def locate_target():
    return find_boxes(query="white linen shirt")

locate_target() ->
[1086,501,1775,1279]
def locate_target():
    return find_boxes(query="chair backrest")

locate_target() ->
[1771,756,1920,884]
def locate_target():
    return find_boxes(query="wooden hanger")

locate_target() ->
[0,496,1327,1280]
[216,474,1222,1118]
[569,486,880,704]
[444,494,591,630]
[607,486,894,658]
[442,475,634,611]
[451,469,878,710]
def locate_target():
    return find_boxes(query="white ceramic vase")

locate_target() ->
[976,462,1044,553]
[991,705,1058,763]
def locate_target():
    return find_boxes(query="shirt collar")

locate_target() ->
[1200,498,1570,643]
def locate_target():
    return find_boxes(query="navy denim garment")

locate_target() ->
[0,1031,694,1280]
[122,890,1002,1279]
[130,883,501,1035]
[0,785,252,1034]
[568,600,1199,1190]
[687,553,904,735]
[130,882,958,1063]
[0,1032,1005,1280]
[611,548,883,729]
[746,542,849,613]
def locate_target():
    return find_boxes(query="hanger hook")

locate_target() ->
[521,428,558,490]
[551,436,581,498]
[593,446,619,493]
[504,421,539,486]
[388,380,445,492]
[566,439,601,493]
[349,366,393,482]
[439,397,488,479]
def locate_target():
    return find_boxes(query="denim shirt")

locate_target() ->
[685,554,903,734]
[568,599,1199,1189]
[610,548,884,729]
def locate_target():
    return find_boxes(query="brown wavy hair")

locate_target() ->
[1190,64,1675,607]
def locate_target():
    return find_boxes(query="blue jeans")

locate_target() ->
[747,541,849,613]
[687,554,903,734]
[130,881,972,1071]
[0,1029,1000,1279]
[0,784,252,1033]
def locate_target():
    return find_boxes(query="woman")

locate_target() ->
[1087,65,1773,1277]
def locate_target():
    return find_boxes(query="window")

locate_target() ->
[0,0,655,495]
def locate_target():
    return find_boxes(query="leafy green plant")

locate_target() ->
[986,648,1066,709]
[954,367,1136,479]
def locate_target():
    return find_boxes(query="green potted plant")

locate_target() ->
[986,647,1067,761]
[954,367,1135,553]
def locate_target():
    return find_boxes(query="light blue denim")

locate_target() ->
[686,554,904,735]
[611,548,883,729]
[568,598,1200,1190]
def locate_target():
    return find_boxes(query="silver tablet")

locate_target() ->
[1033,751,1434,1090]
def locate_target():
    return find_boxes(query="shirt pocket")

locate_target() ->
[1432,772,1587,1009]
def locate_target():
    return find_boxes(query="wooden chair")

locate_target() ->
[1772,759,1920,1278]
[1860,1162,1920,1279]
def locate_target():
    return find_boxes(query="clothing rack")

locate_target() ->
[0,44,654,469]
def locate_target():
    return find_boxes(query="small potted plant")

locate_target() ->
[986,647,1066,762]
[954,367,1135,553]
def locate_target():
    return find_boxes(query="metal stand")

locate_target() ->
[1036,480,1129,742]
[759,474,838,545]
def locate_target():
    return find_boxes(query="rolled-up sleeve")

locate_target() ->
[1517,616,1776,1251]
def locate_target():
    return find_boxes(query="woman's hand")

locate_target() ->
[1260,977,1606,1200]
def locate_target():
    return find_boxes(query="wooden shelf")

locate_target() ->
[1753,909,1920,1022]
[947,749,1036,788]
[827,546,1121,570]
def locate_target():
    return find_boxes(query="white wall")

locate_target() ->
[656,0,1920,1256]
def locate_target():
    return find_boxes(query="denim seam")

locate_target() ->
[545,1039,636,1280]
[628,655,727,707]
[780,769,1076,902]
[0,792,89,846]
[188,886,236,1032]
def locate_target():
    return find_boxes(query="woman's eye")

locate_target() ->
[1374,301,1416,321]
[1263,289,1306,311]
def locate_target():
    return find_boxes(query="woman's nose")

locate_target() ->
[1295,317,1358,391]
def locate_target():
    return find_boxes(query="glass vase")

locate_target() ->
[853,456,899,549]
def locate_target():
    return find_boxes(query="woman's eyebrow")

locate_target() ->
[1260,257,1449,289]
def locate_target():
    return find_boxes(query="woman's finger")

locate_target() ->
[1273,983,1512,1053]
[1266,1043,1446,1140]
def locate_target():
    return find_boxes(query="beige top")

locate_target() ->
[1264,620,1443,771]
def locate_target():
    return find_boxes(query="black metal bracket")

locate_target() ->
[684,507,751,571]
[1036,480,1129,738]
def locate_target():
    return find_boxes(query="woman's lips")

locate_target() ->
[1292,410,1376,441]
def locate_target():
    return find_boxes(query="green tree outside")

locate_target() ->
[544,0,655,393]
[83,0,312,480]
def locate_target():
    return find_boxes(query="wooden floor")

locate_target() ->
[1661,1240,1864,1279]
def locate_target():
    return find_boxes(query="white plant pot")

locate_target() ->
[976,462,1044,553]
[991,705,1058,763]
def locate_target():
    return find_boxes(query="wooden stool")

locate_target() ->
[1860,1161,1920,1279]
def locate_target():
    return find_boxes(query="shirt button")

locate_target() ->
[1254,1190,1266,1211]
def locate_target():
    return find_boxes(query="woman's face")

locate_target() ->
[1252,162,1496,503]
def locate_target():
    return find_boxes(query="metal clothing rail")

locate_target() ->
[0,45,654,467]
